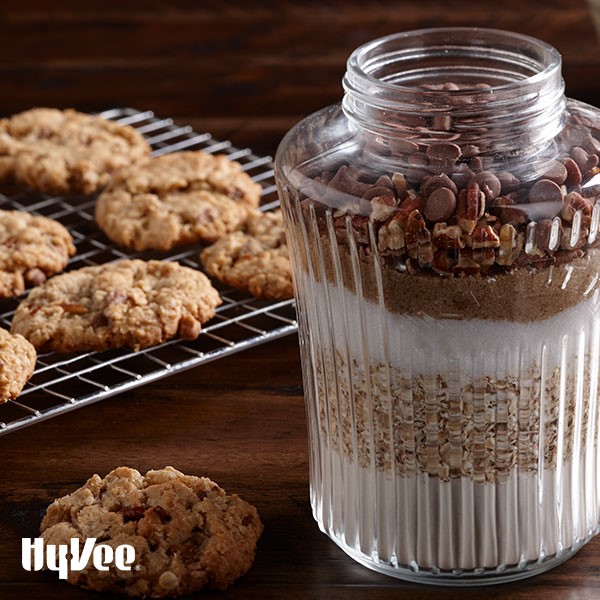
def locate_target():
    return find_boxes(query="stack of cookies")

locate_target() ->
[0,107,294,404]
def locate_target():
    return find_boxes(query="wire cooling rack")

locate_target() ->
[0,107,297,436]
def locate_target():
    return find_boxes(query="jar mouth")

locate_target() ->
[345,27,562,106]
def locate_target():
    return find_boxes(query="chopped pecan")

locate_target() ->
[432,223,464,250]
[122,506,146,522]
[369,195,397,222]
[432,249,457,276]
[560,192,593,228]
[471,224,500,249]
[378,213,406,253]
[405,209,432,267]
[453,250,481,276]
[456,182,485,234]
[396,190,423,221]
[392,172,409,196]
[497,223,524,266]
[60,302,87,314]
[535,218,561,252]
[350,215,370,244]
[472,248,496,267]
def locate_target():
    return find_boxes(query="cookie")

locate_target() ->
[94,151,262,251]
[10,259,221,352]
[0,108,151,195]
[0,209,76,298]
[201,209,294,300]
[40,466,263,597]
[0,328,36,403]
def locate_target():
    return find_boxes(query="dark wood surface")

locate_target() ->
[0,1,600,598]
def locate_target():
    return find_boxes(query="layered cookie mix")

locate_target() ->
[95,151,262,251]
[201,209,293,300]
[10,259,221,352]
[0,328,36,403]
[0,209,75,297]
[0,108,150,195]
[279,91,600,571]
[40,466,263,597]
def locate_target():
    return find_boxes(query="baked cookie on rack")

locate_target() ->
[0,209,75,298]
[40,466,263,597]
[201,209,294,300]
[94,151,262,251]
[0,328,36,403]
[10,259,221,352]
[0,108,151,195]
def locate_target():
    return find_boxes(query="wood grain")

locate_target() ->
[0,1,600,598]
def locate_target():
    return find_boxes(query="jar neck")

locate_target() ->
[342,28,566,160]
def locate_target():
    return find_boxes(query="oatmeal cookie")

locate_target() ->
[10,259,221,352]
[201,209,294,300]
[0,328,36,403]
[0,108,150,195]
[40,466,263,597]
[95,151,262,251]
[0,209,76,297]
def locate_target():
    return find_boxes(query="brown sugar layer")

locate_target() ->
[311,235,600,323]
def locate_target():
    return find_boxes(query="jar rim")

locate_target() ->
[346,27,562,99]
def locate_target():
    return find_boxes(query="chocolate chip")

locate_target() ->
[327,165,371,197]
[451,165,475,189]
[424,187,456,222]
[408,152,428,166]
[432,115,452,131]
[421,174,458,197]
[469,172,501,203]
[571,146,591,172]
[562,157,583,187]
[362,186,396,201]
[497,171,520,193]
[541,160,567,185]
[582,134,600,155]
[389,138,419,155]
[462,144,479,159]
[426,143,462,165]
[374,175,395,191]
[528,179,563,204]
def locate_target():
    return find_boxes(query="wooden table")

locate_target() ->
[0,2,599,598]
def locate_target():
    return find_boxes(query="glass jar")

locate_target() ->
[275,28,600,584]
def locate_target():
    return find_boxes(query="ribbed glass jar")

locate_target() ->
[275,28,600,584]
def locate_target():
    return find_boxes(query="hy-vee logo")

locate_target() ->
[22,537,135,579]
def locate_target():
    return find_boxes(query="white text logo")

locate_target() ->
[22,538,135,579]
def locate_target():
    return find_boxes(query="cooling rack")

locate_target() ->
[0,107,297,436]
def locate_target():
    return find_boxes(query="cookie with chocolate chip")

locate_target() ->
[10,259,221,352]
[201,209,294,300]
[0,328,36,403]
[40,466,263,597]
[95,151,262,251]
[0,209,75,298]
[0,108,151,195]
